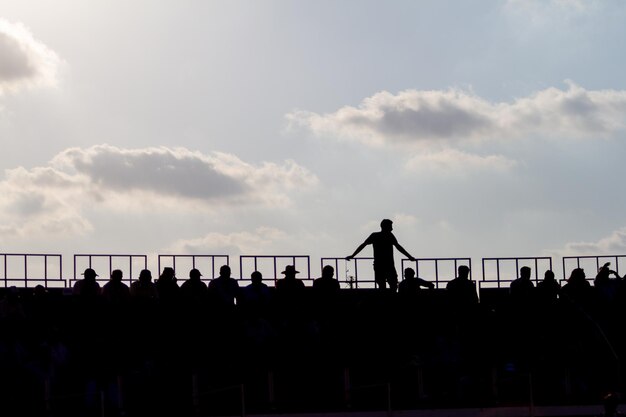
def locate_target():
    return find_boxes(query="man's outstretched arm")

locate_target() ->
[394,243,416,262]
[346,240,370,260]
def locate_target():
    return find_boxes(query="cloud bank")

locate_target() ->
[0,145,318,238]
[0,19,61,93]
[557,227,626,256]
[287,83,626,146]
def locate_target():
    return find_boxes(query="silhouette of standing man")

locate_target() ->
[346,219,416,292]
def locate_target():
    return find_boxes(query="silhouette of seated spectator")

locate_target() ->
[130,269,158,300]
[313,265,340,295]
[276,265,306,294]
[180,268,208,301]
[240,271,272,315]
[73,268,101,297]
[446,265,478,307]
[156,266,179,302]
[398,267,435,295]
[102,269,130,304]
[560,267,592,306]
[510,266,535,303]
[536,269,561,304]
[594,262,621,304]
[208,265,240,308]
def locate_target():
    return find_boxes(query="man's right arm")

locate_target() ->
[346,235,372,260]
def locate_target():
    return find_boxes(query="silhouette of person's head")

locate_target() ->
[219,265,231,278]
[569,268,586,283]
[520,266,531,280]
[161,267,175,282]
[82,268,98,281]
[404,267,416,280]
[322,265,334,279]
[251,270,262,284]
[544,270,555,281]
[458,265,470,280]
[282,265,299,279]
[380,219,393,232]
[139,269,152,284]
[111,269,123,283]
[189,268,203,281]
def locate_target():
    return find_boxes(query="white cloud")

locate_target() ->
[405,149,518,176]
[287,83,626,146]
[555,227,626,256]
[168,227,289,256]
[0,145,318,238]
[0,19,61,93]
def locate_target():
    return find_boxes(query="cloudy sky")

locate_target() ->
[2,0,626,280]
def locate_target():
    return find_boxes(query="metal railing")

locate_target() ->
[72,254,148,285]
[562,254,626,282]
[0,253,64,288]
[321,257,376,288]
[158,254,229,282]
[481,257,553,288]
[400,257,472,289]
[239,255,311,285]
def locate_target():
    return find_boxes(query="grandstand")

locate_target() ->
[0,252,624,416]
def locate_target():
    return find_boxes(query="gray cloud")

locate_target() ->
[57,146,246,200]
[0,145,318,238]
[0,19,60,92]
[287,83,626,146]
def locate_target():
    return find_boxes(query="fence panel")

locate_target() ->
[239,255,311,286]
[73,254,148,286]
[158,255,229,283]
[0,253,64,288]
[481,257,552,288]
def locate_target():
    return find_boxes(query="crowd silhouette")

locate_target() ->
[1,257,625,416]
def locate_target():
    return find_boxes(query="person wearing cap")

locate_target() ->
[73,268,101,297]
[208,265,240,308]
[346,218,416,292]
[130,269,158,300]
[180,268,208,300]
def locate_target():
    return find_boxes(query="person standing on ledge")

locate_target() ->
[346,219,416,292]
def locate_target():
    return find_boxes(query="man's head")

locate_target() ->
[404,267,416,280]
[458,265,470,279]
[380,219,393,232]
[82,268,98,281]
[190,268,203,280]
[251,270,262,284]
[282,265,299,279]
[139,269,152,283]
[161,267,175,280]
[520,266,531,280]
[111,269,123,282]
[322,265,334,279]
[219,265,231,278]
[544,270,555,281]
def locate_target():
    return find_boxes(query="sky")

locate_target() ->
[2,0,626,281]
